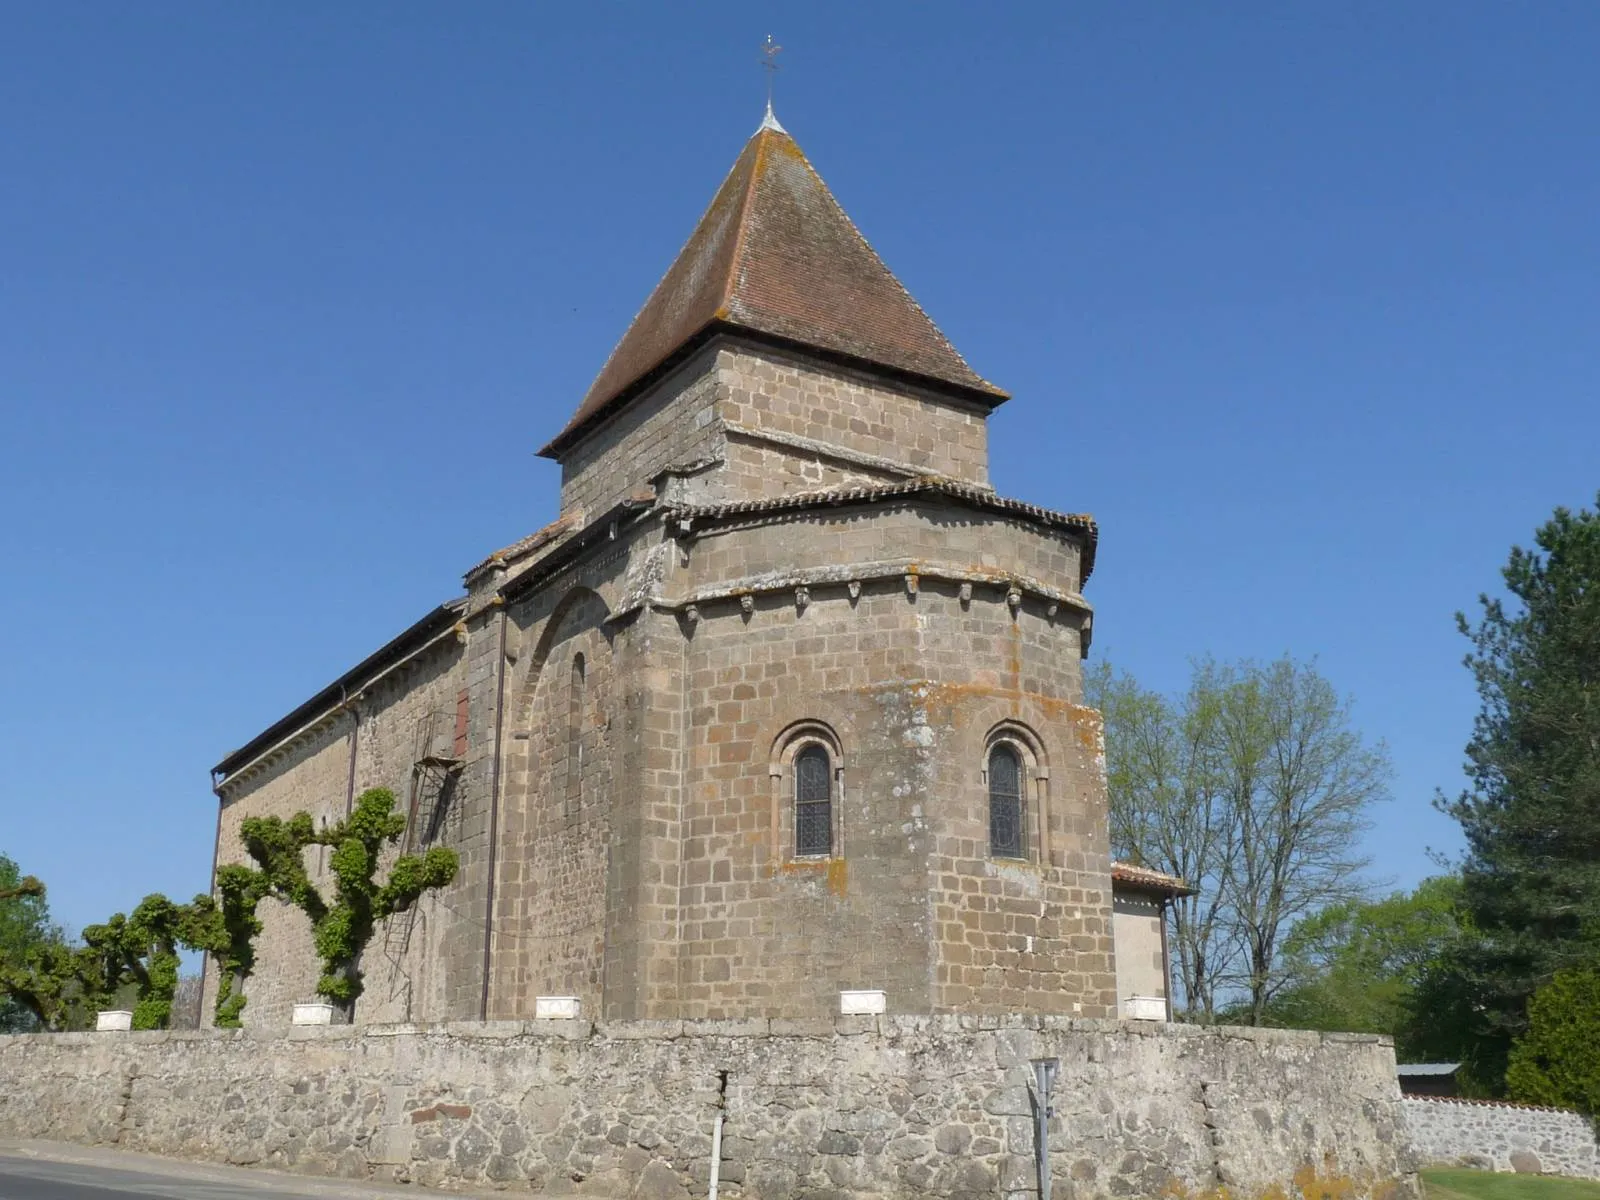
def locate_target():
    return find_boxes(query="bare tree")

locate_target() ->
[170,973,204,1031]
[1221,659,1388,1022]
[1088,657,1390,1023]
[1088,664,1239,1019]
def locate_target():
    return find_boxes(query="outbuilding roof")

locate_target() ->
[1110,861,1195,897]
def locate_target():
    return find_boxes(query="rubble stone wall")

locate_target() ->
[1402,1096,1600,1178]
[0,1017,1415,1200]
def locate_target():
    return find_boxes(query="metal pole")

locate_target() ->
[1031,1057,1060,1200]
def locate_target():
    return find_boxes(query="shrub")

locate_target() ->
[1506,966,1600,1112]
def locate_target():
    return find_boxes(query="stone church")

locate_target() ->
[204,110,1187,1029]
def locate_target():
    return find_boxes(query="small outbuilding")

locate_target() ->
[1396,1062,1462,1097]
[1110,861,1194,1021]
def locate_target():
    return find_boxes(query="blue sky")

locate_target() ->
[2,4,1596,935]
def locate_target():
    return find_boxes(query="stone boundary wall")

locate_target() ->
[0,1017,1415,1199]
[1402,1096,1600,1179]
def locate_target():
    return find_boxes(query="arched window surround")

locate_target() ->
[768,721,845,863]
[982,723,1050,864]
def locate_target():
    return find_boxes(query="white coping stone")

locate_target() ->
[95,1010,133,1032]
[839,990,887,1016]
[535,996,581,1020]
[292,1003,336,1026]
[1122,995,1167,1021]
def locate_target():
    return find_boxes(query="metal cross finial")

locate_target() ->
[761,34,782,117]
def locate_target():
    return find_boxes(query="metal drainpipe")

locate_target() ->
[202,778,226,1022]
[344,694,360,815]
[707,1070,728,1200]
[479,604,509,1020]
[1031,1057,1060,1200]
[1159,896,1174,1021]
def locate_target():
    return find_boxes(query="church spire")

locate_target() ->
[760,35,784,134]
[540,114,1006,458]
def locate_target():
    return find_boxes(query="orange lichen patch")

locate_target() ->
[826,857,848,897]
[875,680,1102,725]
[778,859,830,876]
[773,857,848,897]
[1158,1170,1389,1200]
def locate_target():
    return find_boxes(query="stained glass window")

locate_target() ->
[795,744,832,857]
[988,744,1024,858]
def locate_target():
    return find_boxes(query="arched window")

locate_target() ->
[794,743,833,857]
[988,743,1024,858]
[564,653,585,815]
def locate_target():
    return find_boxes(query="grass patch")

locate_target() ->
[1422,1169,1600,1200]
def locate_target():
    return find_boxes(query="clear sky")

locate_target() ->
[2,4,1596,936]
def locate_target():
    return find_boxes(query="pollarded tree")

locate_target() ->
[83,893,219,1030]
[183,865,269,1028]
[239,787,457,1020]
[1438,493,1600,1090]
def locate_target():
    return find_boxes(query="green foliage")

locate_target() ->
[0,855,88,1032]
[239,788,457,1017]
[1252,876,1465,1058]
[1505,967,1600,1113]
[1422,1167,1600,1200]
[183,865,270,1027]
[1437,493,1600,1091]
[82,893,219,1030]
[1086,657,1390,1023]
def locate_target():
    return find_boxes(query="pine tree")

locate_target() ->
[1439,493,1600,1089]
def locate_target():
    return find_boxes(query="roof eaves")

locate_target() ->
[661,478,1096,580]
[212,598,467,782]
[1111,861,1196,897]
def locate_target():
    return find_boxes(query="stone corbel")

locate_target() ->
[904,573,919,599]
[958,582,972,608]
[1006,586,1023,617]
[847,580,862,604]
[795,586,810,614]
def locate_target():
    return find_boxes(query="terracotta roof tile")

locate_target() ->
[662,478,1098,582]
[542,120,1006,457]
[463,514,578,583]
[1111,861,1195,897]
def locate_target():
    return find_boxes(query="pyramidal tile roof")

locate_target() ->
[540,113,1007,457]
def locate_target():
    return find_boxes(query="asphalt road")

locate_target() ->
[0,1147,472,1200]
